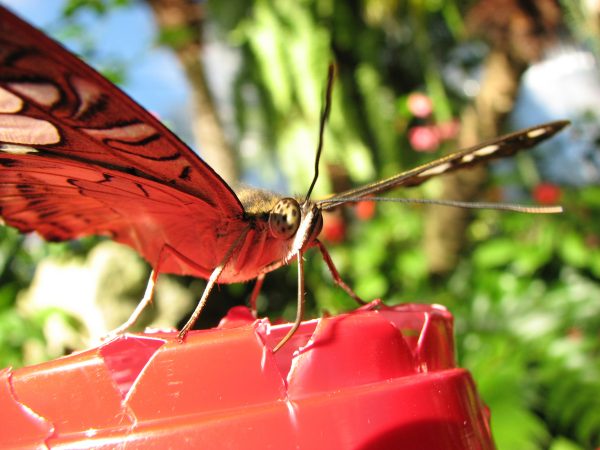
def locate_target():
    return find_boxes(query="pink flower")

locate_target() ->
[437,119,460,140]
[407,92,433,118]
[408,125,440,152]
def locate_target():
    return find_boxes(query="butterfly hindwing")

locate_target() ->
[0,149,249,277]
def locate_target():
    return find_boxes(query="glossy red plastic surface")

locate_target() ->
[0,303,495,449]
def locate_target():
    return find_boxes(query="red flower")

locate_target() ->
[355,200,376,221]
[321,213,346,243]
[533,183,561,204]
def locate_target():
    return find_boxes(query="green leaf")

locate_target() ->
[64,0,107,16]
[354,271,388,299]
[559,233,589,268]
[473,238,517,269]
[547,437,585,450]
[244,1,292,113]
[156,25,198,50]
[355,63,399,173]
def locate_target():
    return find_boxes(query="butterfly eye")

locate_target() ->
[269,197,301,239]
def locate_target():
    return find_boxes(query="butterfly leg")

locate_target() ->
[106,241,178,336]
[178,227,251,340]
[254,240,365,351]
[273,251,305,352]
[178,262,226,340]
[106,268,159,336]
[247,254,299,316]
[315,239,366,305]
[248,273,265,317]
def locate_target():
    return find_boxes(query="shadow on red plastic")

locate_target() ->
[0,302,494,449]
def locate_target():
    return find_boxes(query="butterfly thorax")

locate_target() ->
[235,185,282,217]
[235,185,322,244]
[233,185,322,262]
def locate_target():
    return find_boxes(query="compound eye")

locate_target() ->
[269,197,301,239]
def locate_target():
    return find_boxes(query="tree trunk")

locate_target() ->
[425,51,525,275]
[144,0,238,184]
[424,0,561,276]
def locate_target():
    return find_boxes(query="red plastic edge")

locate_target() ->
[0,303,494,449]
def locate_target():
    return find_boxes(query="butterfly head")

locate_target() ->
[269,197,323,250]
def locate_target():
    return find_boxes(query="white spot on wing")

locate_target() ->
[461,154,475,163]
[82,123,157,142]
[473,144,499,157]
[527,127,547,139]
[0,86,23,113]
[418,162,452,177]
[8,82,60,107]
[0,115,60,145]
[0,143,38,154]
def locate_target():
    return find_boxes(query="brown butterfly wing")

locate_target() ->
[320,121,569,209]
[0,7,255,279]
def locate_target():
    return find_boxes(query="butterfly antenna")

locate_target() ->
[318,196,563,214]
[305,63,335,203]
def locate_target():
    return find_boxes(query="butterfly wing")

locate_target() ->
[0,7,277,281]
[0,7,241,214]
[0,151,240,276]
[319,121,569,209]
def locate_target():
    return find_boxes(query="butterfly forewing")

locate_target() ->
[0,7,242,216]
[319,121,569,209]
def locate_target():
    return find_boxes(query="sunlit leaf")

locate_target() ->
[559,233,589,268]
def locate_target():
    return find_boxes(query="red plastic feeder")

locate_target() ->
[0,302,494,449]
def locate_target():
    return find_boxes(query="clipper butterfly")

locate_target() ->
[0,6,567,350]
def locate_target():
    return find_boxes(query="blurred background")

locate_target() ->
[0,0,599,448]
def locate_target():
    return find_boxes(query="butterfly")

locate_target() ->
[0,6,567,351]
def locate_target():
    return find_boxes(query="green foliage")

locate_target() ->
[451,190,600,448]
[156,25,197,50]
[63,0,131,17]
[0,224,102,367]
[57,0,129,85]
